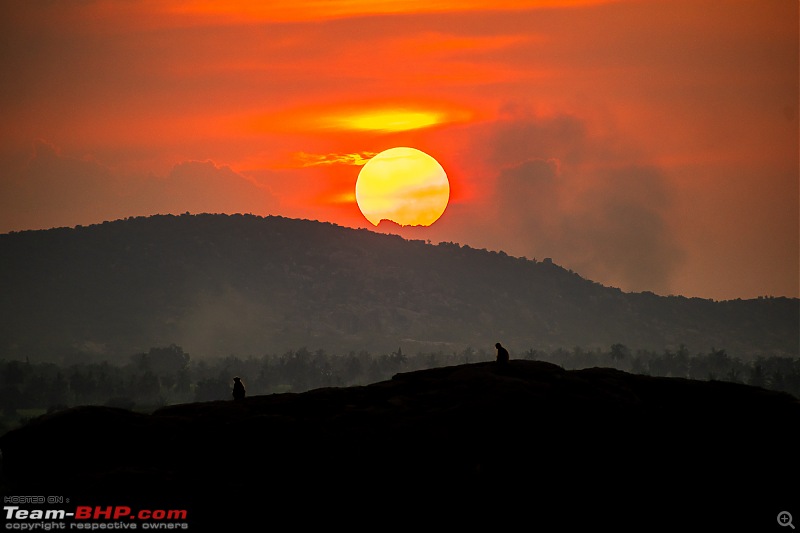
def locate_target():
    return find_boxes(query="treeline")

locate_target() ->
[2,343,798,435]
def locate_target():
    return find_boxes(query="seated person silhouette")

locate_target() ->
[495,343,510,366]
[232,376,246,400]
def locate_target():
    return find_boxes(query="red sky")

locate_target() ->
[1,0,797,301]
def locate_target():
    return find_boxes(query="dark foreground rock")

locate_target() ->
[2,361,798,531]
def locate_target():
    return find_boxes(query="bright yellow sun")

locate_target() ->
[355,147,450,227]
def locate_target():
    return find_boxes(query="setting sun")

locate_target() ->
[355,147,450,227]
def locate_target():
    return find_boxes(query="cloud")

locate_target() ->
[0,141,121,231]
[258,103,476,136]
[485,158,683,293]
[486,157,564,255]
[148,160,279,216]
[424,113,685,295]
[489,112,590,167]
[294,152,377,167]
[162,0,619,24]
[0,142,279,232]
[561,166,684,294]
[484,114,684,293]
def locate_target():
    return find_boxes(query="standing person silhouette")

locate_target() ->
[232,376,246,400]
[495,343,509,366]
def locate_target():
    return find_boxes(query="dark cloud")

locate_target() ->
[473,116,685,294]
[562,166,684,294]
[489,112,589,167]
[492,158,561,252]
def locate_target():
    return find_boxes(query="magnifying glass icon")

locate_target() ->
[779,511,795,529]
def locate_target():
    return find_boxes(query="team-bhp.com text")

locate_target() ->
[5,506,189,530]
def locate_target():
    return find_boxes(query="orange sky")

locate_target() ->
[1,0,797,301]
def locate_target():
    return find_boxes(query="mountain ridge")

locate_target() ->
[1,213,796,362]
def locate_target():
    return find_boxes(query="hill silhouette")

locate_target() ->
[1,360,797,530]
[1,213,797,362]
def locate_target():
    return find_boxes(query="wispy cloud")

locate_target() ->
[163,0,621,23]
[294,152,377,167]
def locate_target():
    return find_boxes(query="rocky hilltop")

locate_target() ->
[2,360,798,530]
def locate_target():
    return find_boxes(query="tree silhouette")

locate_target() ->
[610,343,630,362]
[748,363,767,388]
